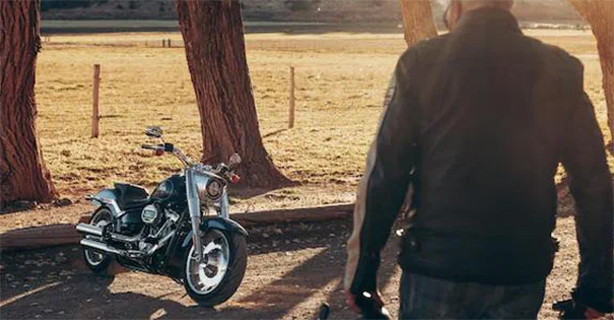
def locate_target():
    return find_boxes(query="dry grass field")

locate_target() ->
[34,30,611,211]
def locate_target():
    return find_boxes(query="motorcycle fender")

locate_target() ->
[181,217,248,248]
[86,189,123,218]
[166,217,247,279]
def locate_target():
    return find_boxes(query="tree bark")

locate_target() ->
[175,0,292,189]
[399,0,438,47]
[0,0,57,208]
[570,0,614,143]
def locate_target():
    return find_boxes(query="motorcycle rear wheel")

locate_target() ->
[183,229,247,307]
[83,207,114,274]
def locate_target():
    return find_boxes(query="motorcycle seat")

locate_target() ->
[113,183,150,209]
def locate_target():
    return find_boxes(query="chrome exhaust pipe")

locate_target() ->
[76,223,103,237]
[76,223,141,243]
[80,238,121,255]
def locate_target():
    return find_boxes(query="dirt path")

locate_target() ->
[0,216,591,320]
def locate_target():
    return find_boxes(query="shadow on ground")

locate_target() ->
[0,218,401,319]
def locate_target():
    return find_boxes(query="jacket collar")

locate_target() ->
[455,8,522,34]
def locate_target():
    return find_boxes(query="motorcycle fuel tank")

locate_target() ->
[150,174,185,204]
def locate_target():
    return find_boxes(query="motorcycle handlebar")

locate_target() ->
[141,144,161,151]
[141,142,238,174]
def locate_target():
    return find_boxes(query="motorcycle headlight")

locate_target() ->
[206,179,223,199]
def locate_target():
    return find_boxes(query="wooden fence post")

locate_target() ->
[92,64,101,138]
[162,39,166,48]
[168,38,171,48]
[289,66,295,129]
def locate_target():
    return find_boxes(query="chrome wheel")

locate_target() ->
[185,230,230,295]
[84,212,110,266]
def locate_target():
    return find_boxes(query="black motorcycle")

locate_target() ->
[76,126,247,306]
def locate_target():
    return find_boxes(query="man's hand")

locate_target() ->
[345,290,384,313]
[584,308,604,320]
[554,299,609,319]
[345,289,390,319]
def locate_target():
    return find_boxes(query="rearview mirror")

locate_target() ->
[229,153,242,168]
[145,126,163,138]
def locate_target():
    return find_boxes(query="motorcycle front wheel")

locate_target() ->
[183,229,247,306]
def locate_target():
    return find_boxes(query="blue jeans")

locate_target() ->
[399,272,546,319]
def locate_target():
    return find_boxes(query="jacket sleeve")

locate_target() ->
[560,64,613,313]
[345,54,420,293]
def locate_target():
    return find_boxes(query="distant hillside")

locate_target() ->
[42,0,583,25]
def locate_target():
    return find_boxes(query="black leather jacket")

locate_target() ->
[345,8,613,313]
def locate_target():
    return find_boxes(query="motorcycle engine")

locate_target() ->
[138,205,180,255]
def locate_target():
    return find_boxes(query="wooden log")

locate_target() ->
[91,64,101,138]
[234,203,353,226]
[0,224,81,252]
[0,203,355,252]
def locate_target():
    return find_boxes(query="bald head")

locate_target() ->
[444,0,515,30]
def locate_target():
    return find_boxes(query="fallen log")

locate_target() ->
[0,224,81,252]
[0,203,355,252]
[233,203,354,226]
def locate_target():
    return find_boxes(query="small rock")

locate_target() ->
[30,302,39,307]
[5,274,14,281]
[58,311,65,315]
[43,309,53,313]
[262,233,270,239]
[34,315,42,319]
[86,298,92,303]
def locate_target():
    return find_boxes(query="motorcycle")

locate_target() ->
[76,126,248,306]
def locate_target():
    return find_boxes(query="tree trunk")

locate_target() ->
[175,0,292,189]
[0,0,57,208]
[399,0,438,47]
[570,0,614,144]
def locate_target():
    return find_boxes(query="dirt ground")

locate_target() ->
[0,214,603,320]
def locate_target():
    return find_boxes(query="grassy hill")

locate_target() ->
[42,0,583,25]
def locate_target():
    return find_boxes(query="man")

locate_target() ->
[344,0,613,319]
